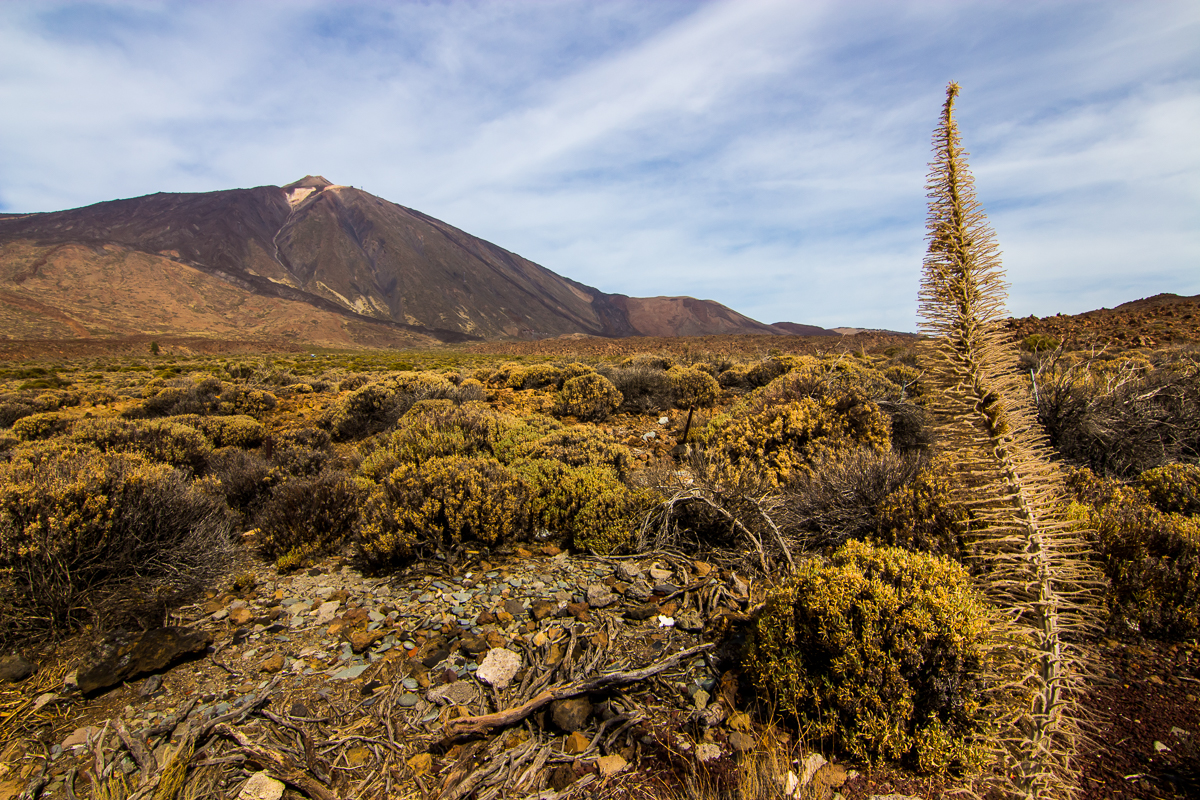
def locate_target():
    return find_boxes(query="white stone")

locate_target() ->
[695,742,722,762]
[237,771,285,800]
[658,417,669,425]
[798,752,826,787]
[475,648,522,689]
[657,615,675,628]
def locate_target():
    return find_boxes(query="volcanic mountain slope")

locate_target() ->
[0,176,805,342]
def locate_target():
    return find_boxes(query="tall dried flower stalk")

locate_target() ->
[918,83,1097,798]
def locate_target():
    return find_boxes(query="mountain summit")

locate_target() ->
[0,178,826,344]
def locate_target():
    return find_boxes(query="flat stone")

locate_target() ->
[565,602,592,623]
[397,692,420,708]
[61,726,96,749]
[563,731,590,755]
[597,753,628,777]
[648,565,671,582]
[728,731,755,752]
[76,627,212,695]
[504,598,525,617]
[229,607,254,626]
[0,654,36,682]
[237,772,285,800]
[692,689,710,710]
[260,653,286,674]
[531,600,557,620]
[615,562,642,581]
[551,697,593,732]
[798,752,827,786]
[624,603,659,621]
[315,601,341,624]
[329,665,368,681]
[427,681,479,706]
[476,648,521,689]
[625,580,653,602]
[586,584,616,608]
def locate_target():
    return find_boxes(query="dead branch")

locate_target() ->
[212,723,341,800]
[442,643,713,739]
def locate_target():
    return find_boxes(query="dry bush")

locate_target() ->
[743,540,991,774]
[323,371,471,440]
[874,457,969,559]
[257,472,363,571]
[206,446,271,521]
[0,443,235,644]
[1036,350,1200,478]
[598,363,674,412]
[168,414,266,448]
[779,446,926,550]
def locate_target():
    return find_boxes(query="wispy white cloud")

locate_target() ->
[0,0,1196,331]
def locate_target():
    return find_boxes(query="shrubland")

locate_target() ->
[0,331,1196,796]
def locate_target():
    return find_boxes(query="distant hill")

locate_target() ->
[1005,293,1200,349]
[0,176,818,345]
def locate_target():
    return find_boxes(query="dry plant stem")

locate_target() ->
[442,643,713,739]
[212,723,341,800]
[919,82,1099,799]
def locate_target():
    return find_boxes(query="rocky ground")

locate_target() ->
[0,546,877,800]
[2,546,1197,800]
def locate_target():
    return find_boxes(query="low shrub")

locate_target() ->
[667,365,720,408]
[257,472,363,571]
[515,425,633,478]
[704,394,891,489]
[217,386,278,418]
[1136,463,1200,515]
[170,414,266,448]
[600,364,673,412]
[357,456,528,569]
[11,411,72,441]
[512,458,653,554]
[779,448,926,550]
[206,446,271,520]
[358,401,501,481]
[874,457,969,558]
[1068,467,1200,639]
[743,540,991,773]
[555,373,622,421]
[0,444,235,643]
[73,418,213,475]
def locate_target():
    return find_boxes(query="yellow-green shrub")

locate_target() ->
[555,374,622,421]
[257,472,363,571]
[704,394,890,489]
[753,356,902,406]
[73,417,213,475]
[874,458,968,558]
[216,386,277,418]
[515,425,632,478]
[667,365,720,408]
[358,401,500,481]
[11,411,72,441]
[1137,463,1200,515]
[0,444,235,642]
[512,459,653,554]
[1068,467,1200,638]
[743,540,990,773]
[357,456,528,569]
[169,414,265,448]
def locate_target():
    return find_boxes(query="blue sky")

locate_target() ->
[1,1,1197,331]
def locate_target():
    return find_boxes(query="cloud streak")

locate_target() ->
[1,0,1196,331]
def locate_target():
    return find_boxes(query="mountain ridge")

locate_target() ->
[0,177,832,344]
